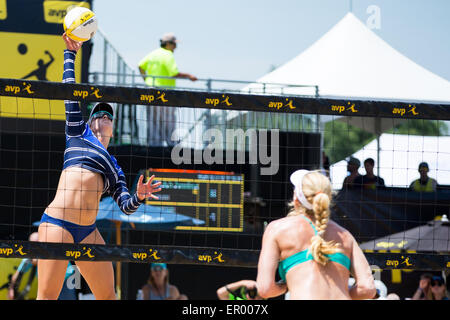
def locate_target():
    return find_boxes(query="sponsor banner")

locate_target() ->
[43,0,91,24]
[364,251,449,271]
[0,78,449,120]
[0,0,6,20]
[0,32,83,120]
[0,241,447,270]
[0,0,92,120]
[0,241,260,267]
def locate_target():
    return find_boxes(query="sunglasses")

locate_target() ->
[91,111,113,121]
[431,276,444,286]
[432,281,444,287]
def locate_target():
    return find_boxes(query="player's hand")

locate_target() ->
[189,75,198,81]
[62,33,82,52]
[136,175,162,201]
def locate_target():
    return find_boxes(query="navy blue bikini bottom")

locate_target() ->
[40,213,96,243]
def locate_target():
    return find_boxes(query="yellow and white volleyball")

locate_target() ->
[63,7,98,42]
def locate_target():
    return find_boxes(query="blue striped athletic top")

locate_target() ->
[62,49,143,215]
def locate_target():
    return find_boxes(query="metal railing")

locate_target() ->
[89,71,319,96]
[88,30,321,147]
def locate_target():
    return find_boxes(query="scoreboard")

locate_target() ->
[145,169,244,232]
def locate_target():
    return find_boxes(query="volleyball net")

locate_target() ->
[0,77,449,271]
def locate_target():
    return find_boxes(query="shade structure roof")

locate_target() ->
[247,12,450,103]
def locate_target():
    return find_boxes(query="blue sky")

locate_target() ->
[91,0,450,85]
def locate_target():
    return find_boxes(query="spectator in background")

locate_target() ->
[342,157,361,189]
[138,33,197,147]
[353,158,385,190]
[412,273,434,300]
[430,275,448,300]
[216,280,262,300]
[140,263,187,300]
[409,162,438,192]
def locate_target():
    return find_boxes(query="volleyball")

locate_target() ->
[63,7,97,42]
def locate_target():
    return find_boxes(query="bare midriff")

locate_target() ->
[45,166,104,225]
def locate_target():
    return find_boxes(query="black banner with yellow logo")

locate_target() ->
[0,78,449,120]
[0,240,448,270]
[0,0,93,123]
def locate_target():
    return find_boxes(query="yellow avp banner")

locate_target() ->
[0,0,90,121]
[0,0,7,20]
[0,32,83,120]
[43,0,90,24]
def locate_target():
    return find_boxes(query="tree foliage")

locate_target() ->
[323,119,448,164]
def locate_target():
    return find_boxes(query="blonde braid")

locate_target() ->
[303,172,342,266]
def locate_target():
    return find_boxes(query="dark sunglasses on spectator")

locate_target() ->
[91,111,113,121]
[431,276,444,286]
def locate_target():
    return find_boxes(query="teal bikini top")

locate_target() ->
[278,215,351,282]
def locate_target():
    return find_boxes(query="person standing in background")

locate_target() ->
[342,157,361,190]
[409,162,438,192]
[138,33,197,146]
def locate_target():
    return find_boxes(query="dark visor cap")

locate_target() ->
[89,102,114,121]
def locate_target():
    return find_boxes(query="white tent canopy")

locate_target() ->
[246,12,450,103]
[330,133,450,190]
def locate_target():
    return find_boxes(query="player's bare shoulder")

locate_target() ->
[327,219,354,242]
[264,215,295,236]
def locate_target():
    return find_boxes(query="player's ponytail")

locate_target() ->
[302,172,342,266]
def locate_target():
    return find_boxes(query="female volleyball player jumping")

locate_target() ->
[256,170,376,300]
[37,34,162,300]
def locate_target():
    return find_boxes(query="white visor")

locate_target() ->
[290,169,313,210]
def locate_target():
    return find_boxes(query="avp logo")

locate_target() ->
[4,82,35,95]
[0,243,27,257]
[331,102,358,113]
[140,91,169,103]
[73,86,103,99]
[392,104,419,117]
[13,244,27,256]
[0,247,13,257]
[205,95,233,107]
[268,98,295,110]
[132,248,161,261]
[198,251,225,263]
[65,246,95,260]
[386,260,399,268]
[400,256,413,267]
[385,256,413,268]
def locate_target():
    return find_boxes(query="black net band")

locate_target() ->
[1,78,449,119]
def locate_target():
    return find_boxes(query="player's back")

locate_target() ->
[275,215,353,299]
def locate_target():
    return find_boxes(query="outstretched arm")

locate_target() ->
[62,34,85,137]
[175,72,197,81]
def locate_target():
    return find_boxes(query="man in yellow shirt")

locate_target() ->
[409,162,438,192]
[138,33,197,145]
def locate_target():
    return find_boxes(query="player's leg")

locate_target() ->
[37,222,74,300]
[75,228,116,300]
